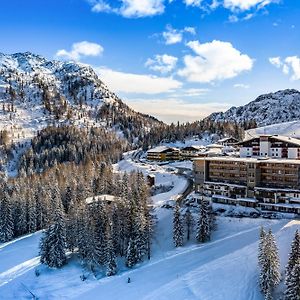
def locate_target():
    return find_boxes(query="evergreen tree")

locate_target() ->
[173,204,184,247]
[196,199,211,243]
[286,230,300,284]
[285,262,300,300]
[258,227,267,267]
[126,237,137,268]
[106,224,117,276]
[0,178,14,243]
[184,207,194,241]
[259,229,281,299]
[40,199,67,268]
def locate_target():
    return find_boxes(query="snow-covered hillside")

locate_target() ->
[0,52,160,145]
[246,120,300,139]
[208,89,300,127]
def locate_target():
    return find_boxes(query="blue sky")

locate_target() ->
[1,0,300,123]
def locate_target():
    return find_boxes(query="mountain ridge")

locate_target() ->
[206,89,300,127]
[0,52,162,147]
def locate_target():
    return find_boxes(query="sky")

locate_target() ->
[1,0,300,123]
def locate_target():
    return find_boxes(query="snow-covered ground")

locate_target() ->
[246,120,300,139]
[1,153,299,299]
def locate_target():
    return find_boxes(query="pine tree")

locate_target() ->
[126,237,137,268]
[196,199,211,243]
[184,207,194,241]
[40,199,67,268]
[0,178,14,243]
[286,230,300,284]
[173,204,184,247]
[259,229,281,299]
[258,227,267,267]
[106,224,117,276]
[285,262,300,300]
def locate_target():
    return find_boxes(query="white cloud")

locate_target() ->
[56,41,103,61]
[145,54,178,73]
[223,0,277,11]
[228,14,239,22]
[182,88,210,96]
[91,0,113,12]
[161,25,196,45]
[184,26,197,35]
[162,26,183,45]
[183,0,203,7]
[125,97,230,123]
[234,83,250,89]
[89,0,165,18]
[269,56,282,68]
[96,67,182,94]
[269,56,300,81]
[178,40,254,83]
[285,57,300,80]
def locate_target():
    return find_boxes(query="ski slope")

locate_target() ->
[246,120,300,139]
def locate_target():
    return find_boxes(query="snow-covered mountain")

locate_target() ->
[207,89,300,127]
[0,52,160,145]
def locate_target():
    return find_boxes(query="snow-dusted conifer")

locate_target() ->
[0,176,14,242]
[259,229,281,299]
[184,207,194,241]
[196,199,210,243]
[285,262,300,300]
[173,204,184,247]
[40,197,67,268]
[286,230,300,284]
[106,224,117,276]
[258,227,267,267]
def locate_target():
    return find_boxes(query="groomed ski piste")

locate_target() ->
[0,152,299,299]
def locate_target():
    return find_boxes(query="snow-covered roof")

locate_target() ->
[147,146,179,153]
[238,134,300,147]
[85,194,116,205]
[218,137,238,143]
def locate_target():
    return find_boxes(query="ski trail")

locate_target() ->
[0,257,40,287]
[0,231,41,251]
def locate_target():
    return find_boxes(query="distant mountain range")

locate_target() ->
[207,89,300,127]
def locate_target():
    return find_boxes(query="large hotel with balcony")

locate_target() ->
[193,135,300,214]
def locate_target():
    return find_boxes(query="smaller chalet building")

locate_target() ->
[217,137,239,146]
[180,145,205,159]
[238,135,300,159]
[147,146,180,161]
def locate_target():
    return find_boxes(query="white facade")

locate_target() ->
[260,140,270,157]
[240,147,253,158]
[288,148,298,159]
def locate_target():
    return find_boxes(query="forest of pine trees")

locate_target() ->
[258,227,300,300]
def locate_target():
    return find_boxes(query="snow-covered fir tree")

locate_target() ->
[258,227,267,267]
[184,207,194,241]
[106,224,117,276]
[259,229,281,299]
[285,262,300,300]
[285,230,300,284]
[0,175,14,243]
[173,204,184,247]
[40,197,67,268]
[196,199,211,243]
